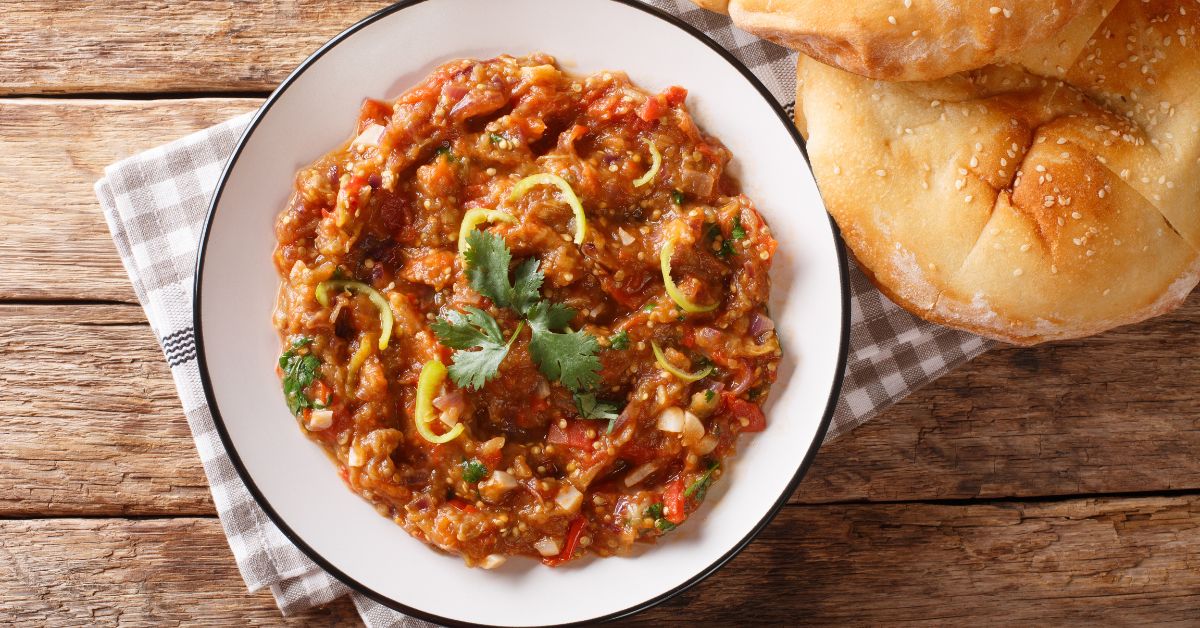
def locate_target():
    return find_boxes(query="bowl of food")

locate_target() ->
[195,0,848,624]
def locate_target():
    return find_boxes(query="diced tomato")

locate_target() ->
[680,327,696,349]
[724,394,767,432]
[618,438,659,465]
[663,86,688,106]
[543,515,587,567]
[663,479,687,524]
[547,420,593,450]
[308,379,332,406]
[637,97,664,123]
[358,98,394,130]
[448,498,478,513]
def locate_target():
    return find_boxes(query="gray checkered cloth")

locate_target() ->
[93,1,991,625]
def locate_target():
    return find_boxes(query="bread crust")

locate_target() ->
[695,0,1101,81]
[795,0,1200,344]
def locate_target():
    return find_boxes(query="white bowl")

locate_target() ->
[195,0,849,624]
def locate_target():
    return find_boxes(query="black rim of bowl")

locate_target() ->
[193,0,851,625]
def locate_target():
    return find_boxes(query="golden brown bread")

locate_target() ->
[694,0,1102,81]
[795,0,1200,344]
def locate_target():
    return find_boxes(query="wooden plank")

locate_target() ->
[0,304,212,516]
[633,496,1200,625]
[0,297,1197,516]
[796,291,1200,504]
[1,2,394,95]
[4,497,1198,625]
[0,98,259,302]
[0,517,360,625]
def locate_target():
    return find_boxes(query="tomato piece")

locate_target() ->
[663,479,687,524]
[724,395,767,432]
[448,498,478,513]
[358,98,394,130]
[308,379,332,406]
[548,420,593,450]
[663,86,688,106]
[618,437,659,465]
[543,515,587,567]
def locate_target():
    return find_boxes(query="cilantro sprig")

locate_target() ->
[461,459,488,484]
[574,393,621,433]
[430,307,524,390]
[279,337,322,416]
[432,231,603,397]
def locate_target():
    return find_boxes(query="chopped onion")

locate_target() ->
[489,470,518,490]
[306,409,334,431]
[617,227,635,246]
[347,446,365,468]
[479,436,506,458]
[659,239,718,314]
[457,208,516,255]
[534,537,561,557]
[624,462,660,487]
[681,411,705,445]
[509,173,586,244]
[352,123,385,148]
[749,311,776,341]
[479,554,507,569]
[652,341,715,383]
[631,140,661,187]
[656,406,685,432]
[315,280,394,350]
[695,434,719,455]
[433,390,465,427]
[555,484,583,512]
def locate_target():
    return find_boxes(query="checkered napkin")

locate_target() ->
[93,1,991,625]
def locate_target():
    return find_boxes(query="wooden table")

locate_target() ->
[3,2,1198,624]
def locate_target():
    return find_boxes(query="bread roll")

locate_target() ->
[795,0,1200,344]
[694,0,1104,81]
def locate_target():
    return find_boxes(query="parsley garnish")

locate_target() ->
[730,214,746,240]
[279,337,322,416]
[431,308,524,390]
[434,231,602,394]
[641,301,657,313]
[489,133,505,145]
[527,301,601,392]
[574,392,620,433]
[704,389,715,403]
[608,330,630,350]
[461,459,488,483]
[684,462,719,503]
[645,502,676,532]
[671,190,685,205]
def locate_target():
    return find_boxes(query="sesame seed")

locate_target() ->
[989,6,1002,15]
[887,15,897,25]
[1013,268,1024,277]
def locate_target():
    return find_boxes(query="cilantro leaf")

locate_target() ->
[730,214,746,240]
[526,301,600,392]
[463,231,514,308]
[646,503,664,519]
[684,462,720,502]
[671,190,685,205]
[608,330,630,350]
[279,337,321,416]
[461,459,488,483]
[431,307,523,390]
[510,258,544,316]
[574,392,620,433]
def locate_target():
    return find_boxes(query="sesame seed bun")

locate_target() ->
[795,0,1200,345]
[694,0,1105,81]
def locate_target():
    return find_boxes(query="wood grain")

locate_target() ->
[4,497,1198,625]
[631,496,1200,625]
[0,98,259,302]
[0,517,360,625]
[0,296,1197,516]
[0,304,211,516]
[1,2,394,95]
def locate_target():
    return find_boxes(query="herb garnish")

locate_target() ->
[574,393,621,433]
[684,462,719,503]
[671,190,685,205]
[730,214,746,240]
[279,337,322,416]
[432,231,602,394]
[461,459,488,484]
[646,502,676,532]
[608,330,630,350]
